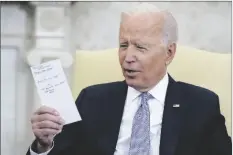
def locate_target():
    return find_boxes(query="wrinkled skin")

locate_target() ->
[119,12,176,92]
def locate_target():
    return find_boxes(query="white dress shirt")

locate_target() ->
[30,73,169,155]
[114,73,169,155]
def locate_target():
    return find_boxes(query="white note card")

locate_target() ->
[30,59,82,124]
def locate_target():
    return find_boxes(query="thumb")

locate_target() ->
[48,134,56,142]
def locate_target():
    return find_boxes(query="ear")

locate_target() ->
[165,43,176,65]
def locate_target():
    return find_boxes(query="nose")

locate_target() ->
[125,47,136,63]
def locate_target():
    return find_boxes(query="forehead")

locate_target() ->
[119,12,165,40]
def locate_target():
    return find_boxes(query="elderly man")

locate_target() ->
[27,3,231,155]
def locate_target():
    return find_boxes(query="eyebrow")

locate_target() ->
[132,41,150,47]
[119,39,152,47]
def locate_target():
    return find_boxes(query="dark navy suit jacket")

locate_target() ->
[27,75,231,155]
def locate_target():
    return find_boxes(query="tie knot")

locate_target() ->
[141,92,151,103]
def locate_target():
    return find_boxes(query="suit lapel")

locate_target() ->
[97,77,184,155]
[97,81,128,155]
[159,75,184,155]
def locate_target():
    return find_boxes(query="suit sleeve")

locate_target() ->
[26,88,87,155]
[29,141,54,155]
[208,94,232,155]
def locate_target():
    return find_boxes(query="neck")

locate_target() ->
[135,72,167,92]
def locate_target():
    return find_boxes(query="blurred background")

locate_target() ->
[1,1,232,155]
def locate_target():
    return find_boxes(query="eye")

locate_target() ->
[136,45,145,49]
[135,44,147,52]
[120,43,128,48]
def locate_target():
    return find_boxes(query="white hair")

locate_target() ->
[121,3,178,46]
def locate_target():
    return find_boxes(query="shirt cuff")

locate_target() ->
[30,141,54,155]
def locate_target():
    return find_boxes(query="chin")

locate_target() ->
[124,77,149,92]
[125,77,140,88]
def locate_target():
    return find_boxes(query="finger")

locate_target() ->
[48,132,59,141]
[35,106,59,116]
[34,113,65,125]
[37,135,54,147]
[34,128,61,137]
[33,120,63,130]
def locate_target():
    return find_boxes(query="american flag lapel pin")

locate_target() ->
[173,104,180,108]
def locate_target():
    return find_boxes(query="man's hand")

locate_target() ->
[31,106,65,153]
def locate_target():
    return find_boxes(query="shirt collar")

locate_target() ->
[127,73,169,104]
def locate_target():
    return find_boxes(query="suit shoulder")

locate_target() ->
[176,81,220,112]
[177,81,218,99]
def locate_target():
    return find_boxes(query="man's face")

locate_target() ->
[119,12,174,91]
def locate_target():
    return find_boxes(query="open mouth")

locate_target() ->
[125,69,135,73]
[124,69,139,74]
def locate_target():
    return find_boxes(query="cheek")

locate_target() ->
[118,51,125,64]
[143,54,166,73]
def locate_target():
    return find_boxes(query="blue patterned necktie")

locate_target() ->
[129,92,151,155]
